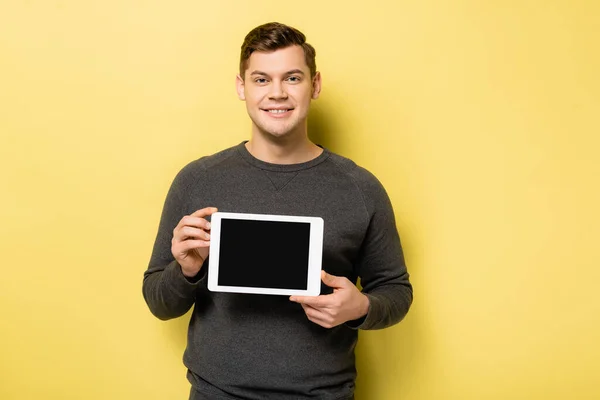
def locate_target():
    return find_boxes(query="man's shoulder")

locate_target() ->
[326,151,381,187]
[324,150,392,211]
[172,143,241,186]
[186,144,240,171]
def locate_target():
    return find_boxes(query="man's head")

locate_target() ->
[239,22,317,80]
[236,22,321,141]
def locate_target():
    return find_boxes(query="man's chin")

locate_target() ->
[262,130,293,140]
[250,118,303,140]
[256,124,294,139]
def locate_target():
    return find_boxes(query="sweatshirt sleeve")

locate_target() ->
[347,169,413,330]
[142,163,207,321]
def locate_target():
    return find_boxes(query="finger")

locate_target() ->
[311,319,335,329]
[301,306,335,328]
[190,207,219,218]
[299,302,321,313]
[180,216,213,231]
[302,304,325,321]
[174,216,212,237]
[300,303,326,321]
[290,294,332,308]
[296,303,337,328]
[174,240,210,253]
[321,270,349,289]
[174,226,210,242]
[182,226,210,240]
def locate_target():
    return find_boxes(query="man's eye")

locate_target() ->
[287,76,301,82]
[254,78,268,84]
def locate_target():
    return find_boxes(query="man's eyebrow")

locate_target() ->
[249,69,306,76]
[285,69,306,75]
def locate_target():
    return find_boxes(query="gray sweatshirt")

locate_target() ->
[143,142,413,400]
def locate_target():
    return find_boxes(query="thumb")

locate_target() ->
[321,270,346,288]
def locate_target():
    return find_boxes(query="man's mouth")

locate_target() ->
[261,107,294,115]
[266,109,291,114]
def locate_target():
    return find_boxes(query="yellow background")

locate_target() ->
[1,1,599,399]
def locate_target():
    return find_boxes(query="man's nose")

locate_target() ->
[268,81,288,99]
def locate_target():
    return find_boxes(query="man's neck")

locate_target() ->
[246,131,323,165]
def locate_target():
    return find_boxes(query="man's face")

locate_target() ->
[236,45,321,140]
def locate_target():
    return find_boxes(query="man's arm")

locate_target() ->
[347,171,413,330]
[290,168,412,329]
[142,165,213,321]
[143,260,204,321]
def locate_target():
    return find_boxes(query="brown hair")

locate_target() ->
[239,22,317,80]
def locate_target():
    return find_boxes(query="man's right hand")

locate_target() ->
[171,207,218,277]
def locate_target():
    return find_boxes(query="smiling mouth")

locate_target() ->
[261,108,294,114]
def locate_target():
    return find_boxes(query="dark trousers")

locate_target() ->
[190,386,354,400]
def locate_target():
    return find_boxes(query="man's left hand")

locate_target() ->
[290,271,370,328]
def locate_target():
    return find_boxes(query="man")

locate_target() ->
[143,22,413,400]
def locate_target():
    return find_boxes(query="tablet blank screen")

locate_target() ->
[217,219,311,290]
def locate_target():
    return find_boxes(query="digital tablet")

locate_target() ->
[207,212,324,296]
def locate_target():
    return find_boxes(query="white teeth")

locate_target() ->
[267,109,289,114]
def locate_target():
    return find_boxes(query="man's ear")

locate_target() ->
[311,71,322,100]
[236,74,246,100]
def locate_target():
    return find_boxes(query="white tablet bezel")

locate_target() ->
[207,212,323,296]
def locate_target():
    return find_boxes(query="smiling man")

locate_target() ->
[142,22,413,400]
[237,37,323,164]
